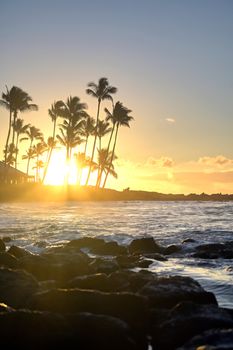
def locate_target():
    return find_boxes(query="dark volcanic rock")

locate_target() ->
[0,309,144,350]
[68,312,147,350]
[138,275,217,309]
[116,254,141,268]
[128,237,162,254]
[151,302,233,350]
[65,273,109,291]
[19,252,91,281]
[177,328,233,350]
[0,252,18,268]
[162,244,182,255]
[89,257,120,274]
[66,237,106,251]
[0,309,74,349]
[29,288,149,331]
[90,241,127,256]
[194,241,233,259]
[8,245,33,259]
[0,239,6,252]
[0,268,39,308]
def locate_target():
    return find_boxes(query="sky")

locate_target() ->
[1,0,233,193]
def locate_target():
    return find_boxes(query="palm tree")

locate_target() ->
[0,86,38,166]
[22,147,35,176]
[5,143,16,167]
[33,160,44,183]
[33,142,47,182]
[42,101,63,183]
[80,116,96,156]
[96,119,112,150]
[57,118,84,162]
[22,126,43,175]
[74,152,92,185]
[85,77,117,185]
[94,149,118,187]
[102,101,133,188]
[42,136,59,183]
[13,118,30,169]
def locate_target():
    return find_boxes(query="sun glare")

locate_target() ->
[44,151,78,185]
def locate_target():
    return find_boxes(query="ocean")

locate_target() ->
[0,201,232,308]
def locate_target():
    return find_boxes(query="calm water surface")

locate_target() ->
[0,201,232,308]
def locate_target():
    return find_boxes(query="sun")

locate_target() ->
[44,150,78,185]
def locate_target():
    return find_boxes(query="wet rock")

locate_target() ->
[89,257,120,274]
[90,241,127,256]
[0,309,74,349]
[162,244,182,255]
[182,238,196,244]
[128,237,162,254]
[116,254,141,268]
[142,253,167,261]
[137,259,154,268]
[0,252,18,269]
[0,268,39,308]
[8,245,33,259]
[194,241,233,259]
[109,270,156,293]
[66,237,106,251]
[151,302,233,349]
[65,273,109,291]
[0,239,6,252]
[138,275,217,309]
[1,236,11,243]
[19,253,91,282]
[29,288,149,331]
[67,312,147,350]
[177,328,233,350]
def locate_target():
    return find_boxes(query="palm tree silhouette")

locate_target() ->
[74,152,92,185]
[22,126,43,175]
[13,118,30,169]
[22,147,35,176]
[102,101,133,188]
[94,148,117,187]
[0,86,38,166]
[96,119,112,150]
[42,101,63,183]
[80,116,96,156]
[85,77,117,185]
[33,141,47,182]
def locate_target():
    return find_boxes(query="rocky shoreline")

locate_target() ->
[0,236,232,349]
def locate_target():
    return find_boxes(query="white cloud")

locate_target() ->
[165,118,176,123]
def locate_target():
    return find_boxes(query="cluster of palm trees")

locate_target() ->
[0,78,133,188]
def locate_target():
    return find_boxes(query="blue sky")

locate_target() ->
[1,0,233,192]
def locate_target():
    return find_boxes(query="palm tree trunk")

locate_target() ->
[97,124,115,188]
[84,135,88,156]
[102,124,119,188]
[15,133,19,170]
[11,111,17,146]
[4,110,12,166]
[42,120,56,183]
[85,99,101,186]
[26,140,33,175]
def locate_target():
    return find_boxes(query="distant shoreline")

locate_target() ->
[0,184,233,202]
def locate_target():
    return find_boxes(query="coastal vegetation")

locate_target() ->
[0,79,133,188]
